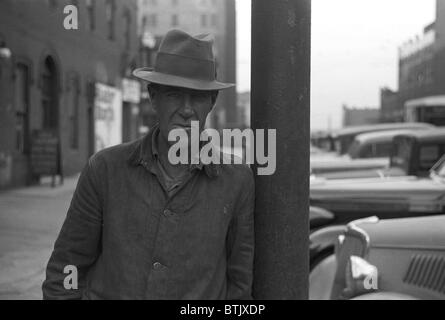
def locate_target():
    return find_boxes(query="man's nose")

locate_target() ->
[180,95,194,118]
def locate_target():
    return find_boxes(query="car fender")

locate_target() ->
[351,292,418,300]
[310,206,336,229]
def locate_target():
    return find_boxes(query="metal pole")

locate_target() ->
[224,0,237,129]
[251,0,311,299]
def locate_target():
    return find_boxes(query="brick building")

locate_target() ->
[380,87,401,122]
[0,0,139,188]
[342,105,380,127]
[137,0,238,130]
[398,22,436,110]
[381,1,445,125]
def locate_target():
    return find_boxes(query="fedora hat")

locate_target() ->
[133,29,234,91]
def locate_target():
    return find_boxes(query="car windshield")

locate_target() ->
[435,157,445,178]
[418,145,441,172]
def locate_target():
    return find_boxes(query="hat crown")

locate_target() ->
[153,29,216,82]
[158,29,214,61]
[132,29,234,91]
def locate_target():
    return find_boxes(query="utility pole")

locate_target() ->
[251,0,311,299]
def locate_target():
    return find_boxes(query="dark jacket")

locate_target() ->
[42,126,255,300]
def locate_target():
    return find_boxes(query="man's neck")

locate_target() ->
[157,134,189,178]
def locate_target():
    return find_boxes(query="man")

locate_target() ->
[42,29,255,300]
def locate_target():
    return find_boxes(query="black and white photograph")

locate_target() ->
[0,0,445,306]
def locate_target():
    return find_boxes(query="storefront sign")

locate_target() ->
[94,83,122,152]
[122,78,141,104]
[30,130,61,176]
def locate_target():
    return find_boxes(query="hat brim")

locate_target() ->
[133,68,235,91]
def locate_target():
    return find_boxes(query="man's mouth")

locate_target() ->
[172,124,191,129]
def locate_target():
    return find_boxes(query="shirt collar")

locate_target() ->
[127,123,219,178]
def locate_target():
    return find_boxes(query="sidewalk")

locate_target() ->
[0,175,79,300]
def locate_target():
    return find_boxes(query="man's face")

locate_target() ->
[150,84,217,146]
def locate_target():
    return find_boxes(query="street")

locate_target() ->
[0,176,78,300]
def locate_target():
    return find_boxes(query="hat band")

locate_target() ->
[154,52,216,82]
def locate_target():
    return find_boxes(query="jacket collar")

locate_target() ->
[127,123,219,178]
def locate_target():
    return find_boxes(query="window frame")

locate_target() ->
[13,62,31,155]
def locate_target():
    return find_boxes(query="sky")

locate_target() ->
[235,0,436,131]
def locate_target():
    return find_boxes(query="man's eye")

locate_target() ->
[167,92,181,98]
[193,94,209,102]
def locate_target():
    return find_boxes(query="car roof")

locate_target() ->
[394,127,445,143]
[331,122,435,138]
[354,129,429,144]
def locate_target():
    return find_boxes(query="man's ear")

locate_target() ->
[147,84,157,111]
[211,91,219,108]
[147,84,155,101]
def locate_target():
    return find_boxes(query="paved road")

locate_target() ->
[0,176,78,300]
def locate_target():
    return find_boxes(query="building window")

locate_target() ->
[147,14,157,27]
[417,72,424,84]
[106,0,116,40]
[124,10,132,50]
[68,75,80,150]
[14,63,30,154]
[171,14,178,27]
[41,57,59,130]
[47,0,57,9]
[86,0,95,31]
[201,14,207,27]
[142,15,147,31]
[211,14,218,27]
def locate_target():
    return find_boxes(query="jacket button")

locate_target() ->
[153,262,163,270]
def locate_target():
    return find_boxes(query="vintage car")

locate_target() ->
[321,122,434,155]
[311,122,434,155]
[309,130,445,238]
[311,127,445,180]
[310,129,429,178]
[309,155,445,292]
[310,123,434,162]
[310,213,445,299]
[310,150,445,229]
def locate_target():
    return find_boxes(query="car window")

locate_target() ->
[334,139,341,154]
[350,141,392,159]
[338,136,355,154]
[419,145,440,171]
[360,144,374,158]
[375,142,392,157]
[391,138,412,173]
[347,140,360,158]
